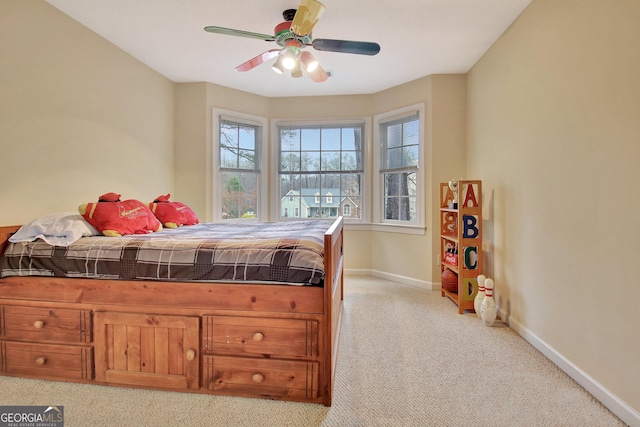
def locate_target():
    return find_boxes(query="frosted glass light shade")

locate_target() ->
[281,49,298,70]
[308,64,329,82]
[272,55,285,74]
[300,51,319,72]
[291,61,303,78]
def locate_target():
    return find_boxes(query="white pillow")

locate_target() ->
[9,212,100,247]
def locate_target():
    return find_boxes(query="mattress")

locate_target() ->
[0,220,330,285]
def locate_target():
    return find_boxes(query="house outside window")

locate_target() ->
[276,122,365,220]
[213,110,267,221]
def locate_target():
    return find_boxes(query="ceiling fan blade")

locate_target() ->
[312,39,381,55]
[291,0,326,37]
[308,63,329,83]
[235,49,282,72]
[204,26,275,42]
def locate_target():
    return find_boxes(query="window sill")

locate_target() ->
[345,221,426,236]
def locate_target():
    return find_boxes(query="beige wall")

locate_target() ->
[427,75,467,283]
[467,0,640,417]
[175,82,273,220]
[368,76,467,284]
[174,83,208,219]
[0,1,175,224]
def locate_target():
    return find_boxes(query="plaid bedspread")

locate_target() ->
[0,220,331,285]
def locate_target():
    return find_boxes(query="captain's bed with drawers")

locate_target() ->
[0,215,344,406]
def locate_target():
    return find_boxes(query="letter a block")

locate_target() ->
[462,183,479,208]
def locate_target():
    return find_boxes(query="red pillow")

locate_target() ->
[149,194,199,228]
[78,193,163,237]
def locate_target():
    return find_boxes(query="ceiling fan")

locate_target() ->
[204,0,381,83]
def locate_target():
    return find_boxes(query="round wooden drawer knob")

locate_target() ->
[33,320,45,329]
[35,356,47,365]
[252,373,264,383]
[186,349,196,361]
[252,332,264,341]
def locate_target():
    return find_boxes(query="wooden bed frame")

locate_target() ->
[0,217,344,406]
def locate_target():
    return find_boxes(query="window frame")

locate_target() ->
[270,118,371,222]
[212,109,268,221]
[373,103,425,230]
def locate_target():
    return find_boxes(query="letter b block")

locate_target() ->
[462,215,479,238]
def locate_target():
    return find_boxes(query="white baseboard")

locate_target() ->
[505,312,640,427]
[344,268,435,290]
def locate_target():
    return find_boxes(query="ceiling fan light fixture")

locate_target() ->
[308,64,329,83]
[281,48,298,70]
[291,61,303,78]
[272,55,286,74]
[205,2,380,84]
[299,51,319,72]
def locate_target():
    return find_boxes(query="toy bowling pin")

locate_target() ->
[474,274,486,318]
[480,278,497,326]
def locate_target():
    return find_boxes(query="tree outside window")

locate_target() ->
[379,112,419,222]
[219,119,261,219]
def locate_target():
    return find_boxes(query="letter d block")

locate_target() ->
[462,277,478,301]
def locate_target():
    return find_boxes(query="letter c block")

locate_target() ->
[464,246,478,270]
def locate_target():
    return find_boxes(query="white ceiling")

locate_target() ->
[45,0,532,98]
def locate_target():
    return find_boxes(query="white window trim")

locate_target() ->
[373,103,426,231]
[212,108,268,221]
[270,117,371,222]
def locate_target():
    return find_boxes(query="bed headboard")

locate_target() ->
[0,225,20,256]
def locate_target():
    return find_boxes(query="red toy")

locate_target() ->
[79,193,163,237]
[149,194,199,228]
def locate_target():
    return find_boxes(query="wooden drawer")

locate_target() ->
[0,305,92,343]
[0,341,93,380]
[202,316,318,359]
[203,355,318,399]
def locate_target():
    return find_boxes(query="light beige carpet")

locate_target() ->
[0,276,626,426]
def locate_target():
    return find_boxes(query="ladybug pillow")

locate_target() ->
[78,192,163,237]
[149,194,199,228]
